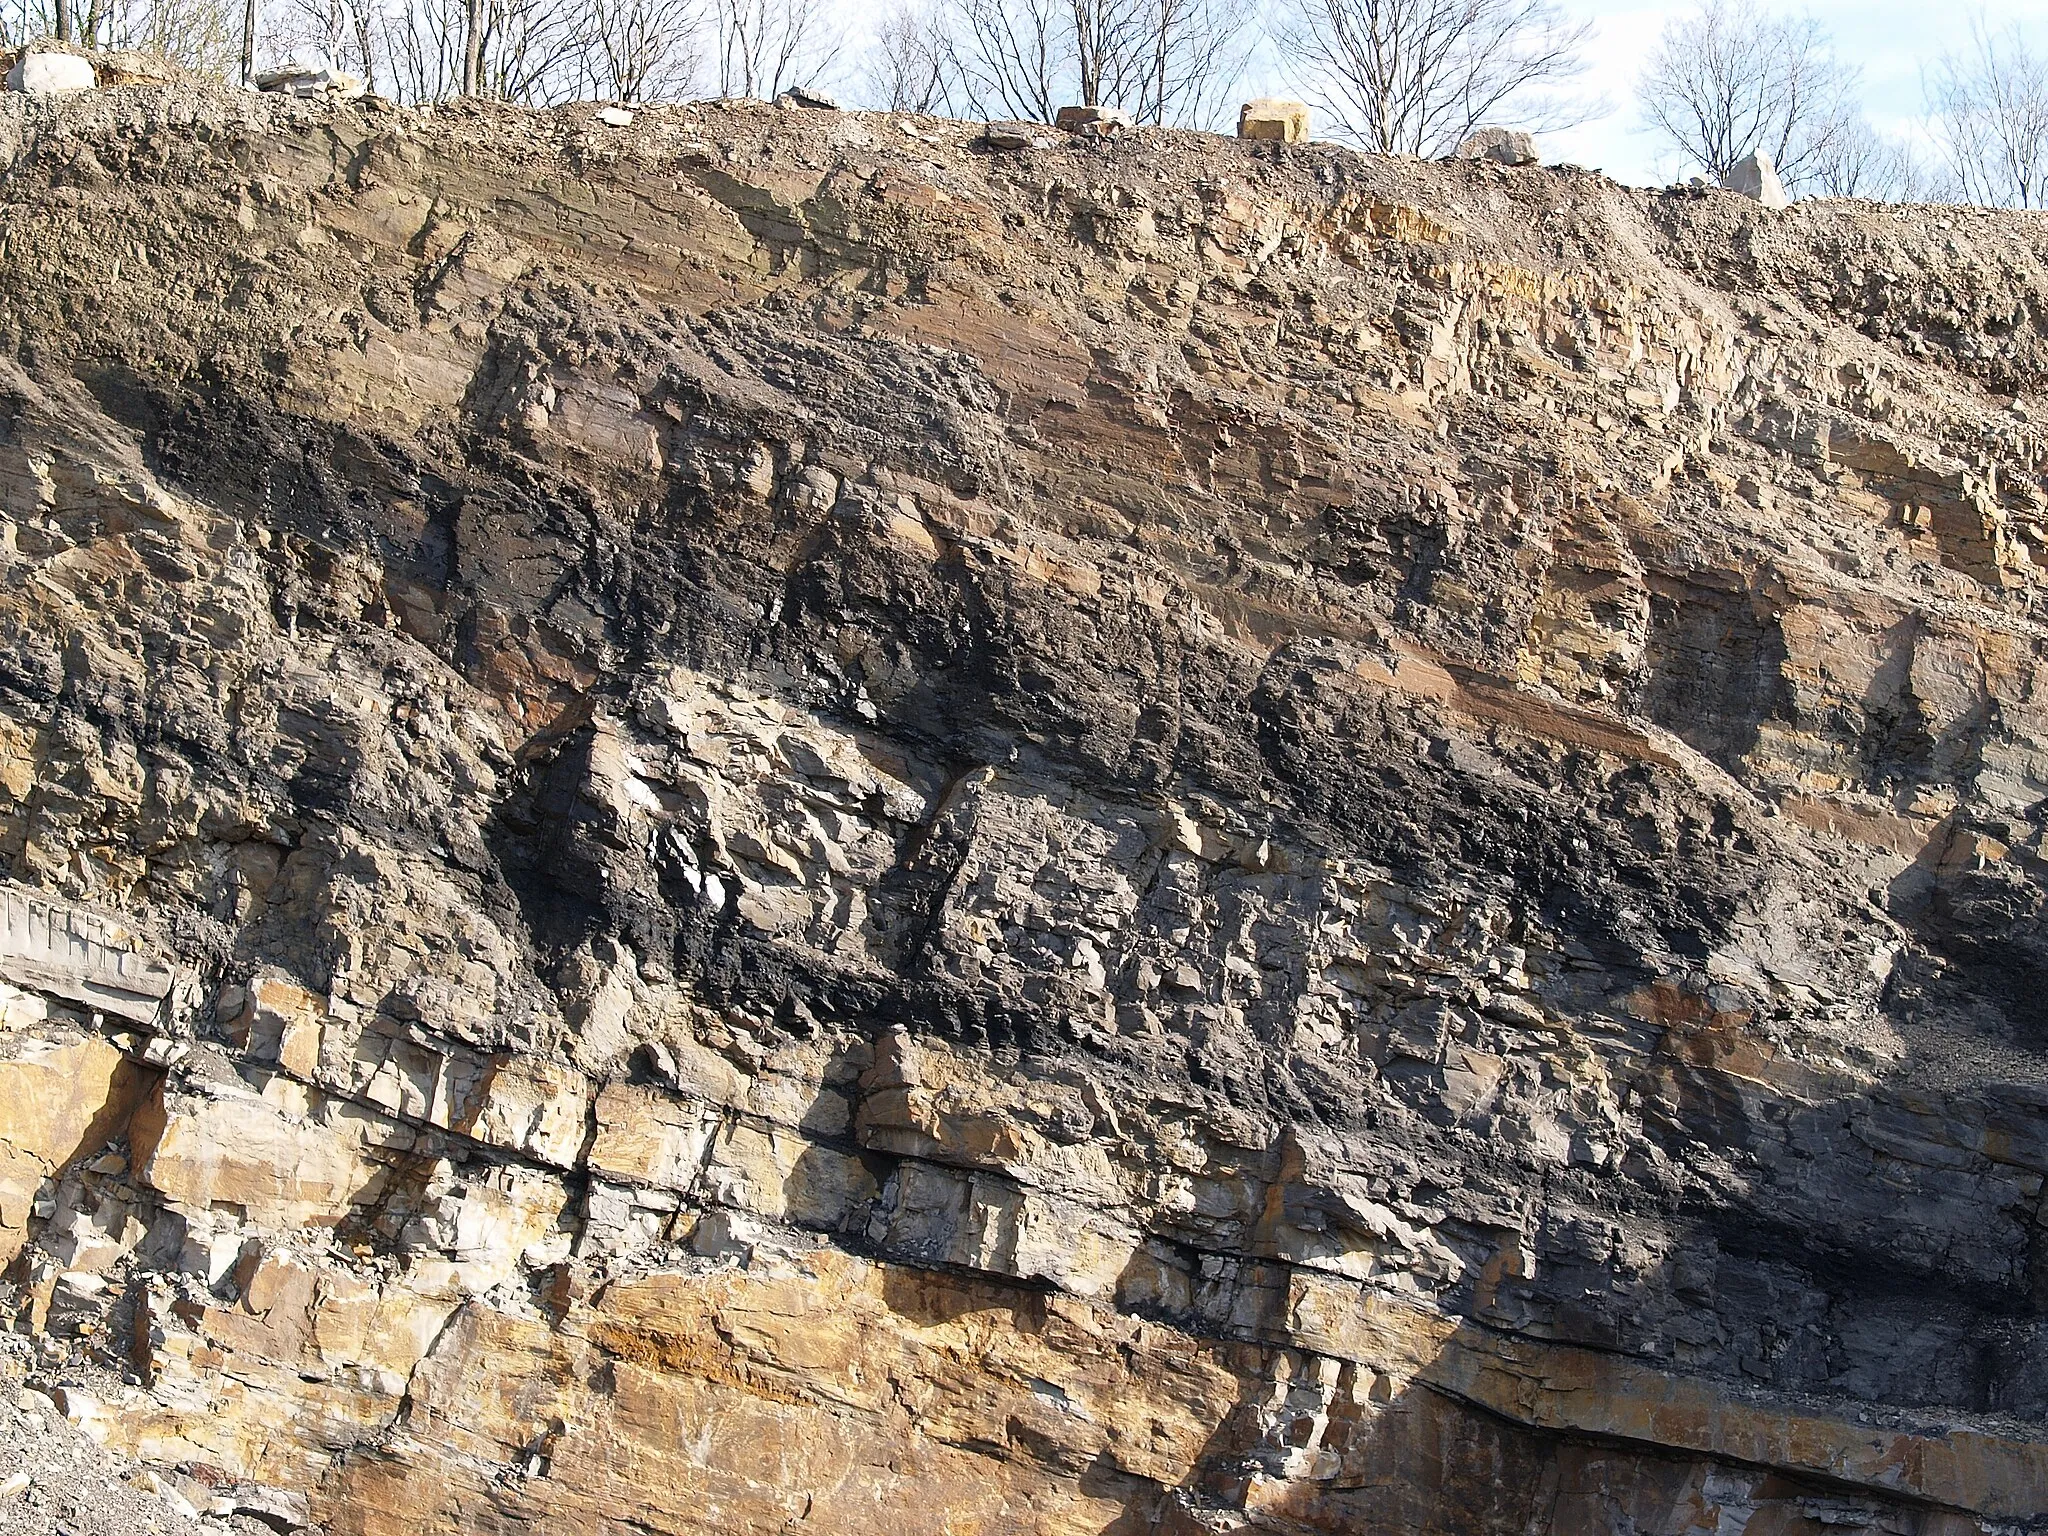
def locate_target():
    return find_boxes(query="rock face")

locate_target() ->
[1,81,2047,1535]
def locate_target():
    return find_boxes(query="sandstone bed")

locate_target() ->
[0,79,2044,1534]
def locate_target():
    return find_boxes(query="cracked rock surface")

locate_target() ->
[0,78,2046,1534]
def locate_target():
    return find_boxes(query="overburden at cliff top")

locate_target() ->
[0,78,2045,1535]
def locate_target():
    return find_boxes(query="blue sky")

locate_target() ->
[1532,0,2038,186]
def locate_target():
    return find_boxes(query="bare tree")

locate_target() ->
[1928,18,2048,210]
[1637,0,1859,193]
[939,0,1250,126]
[8,0,237,64]
[1275,0,1591,156]
[712,0,839,98]
[1132,0,1252,126]
[121,0,240,72]
[949,0,1066,120]
[478,0,591,99]
[582,0,701,100]
[1805,118,1934,202]
[273,0,384,90]
[859,0,956,112]
[371,0,592,102]
[384,0,468,98]
[43,0,109,45]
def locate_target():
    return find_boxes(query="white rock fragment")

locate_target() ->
[6,53,96,94]
[51,1385,111,1443]
[1722,149,1790,208]
[597,105,634,126]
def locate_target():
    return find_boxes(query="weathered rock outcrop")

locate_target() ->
[0,79,2046,1534]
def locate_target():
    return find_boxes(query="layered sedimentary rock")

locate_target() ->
[0,78,2045,1534]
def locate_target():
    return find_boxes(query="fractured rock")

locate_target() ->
[984,119,1050,151]
[252,57,365,99]
[1454,126,1539,165]
[1055,104,1131,137]
[0,882,177,1027]
[1238,98,1310,143]
[1723,148,1790,207]
[5,52,95,93]
[0,85,2044,1536]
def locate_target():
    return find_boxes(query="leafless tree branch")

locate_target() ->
[1929,17,2048,210]
[936,0,1248,126]
[1637,0,1860,193]
[711,0,839,100]
[859,0,956,112]
[1275,0,1593,157]
[1804,118,1935,203]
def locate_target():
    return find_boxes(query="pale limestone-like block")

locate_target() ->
[6,53,95,94]
[588,1082,716,1190]
[1055,104,1130,137]
[129,1085,385,1228]
[1238,98,1309,143]
[454,1056,591,1169]
[704,1119,874,1228]
[1722,149,1790,208]
[240,974,323,1078]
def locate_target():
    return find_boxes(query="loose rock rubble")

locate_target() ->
[0,81,2044,1536]
[251,58,366,100]
[0,1339,283,1534]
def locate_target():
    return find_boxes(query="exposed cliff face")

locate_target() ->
[1,79,2047,1535]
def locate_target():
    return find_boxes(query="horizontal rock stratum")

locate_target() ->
[1,81,2047,1535]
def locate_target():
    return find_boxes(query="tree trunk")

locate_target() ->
[352,7,376,93]
[1073,0,1097,104]
[53,0,73,44]
[239,0,257,85]
[462,0,483,95]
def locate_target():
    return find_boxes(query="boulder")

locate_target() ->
[46,1269,107,1336]
[1238,98,1309,143]
[775,87,837,110]
[1055,104,1131,138]
[1722,149,1790,208]
[5,52,95,94]
[596,105,634,126]
[253,57,366,100]
[1454,126,1538,165]
[984,119,1050,151]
